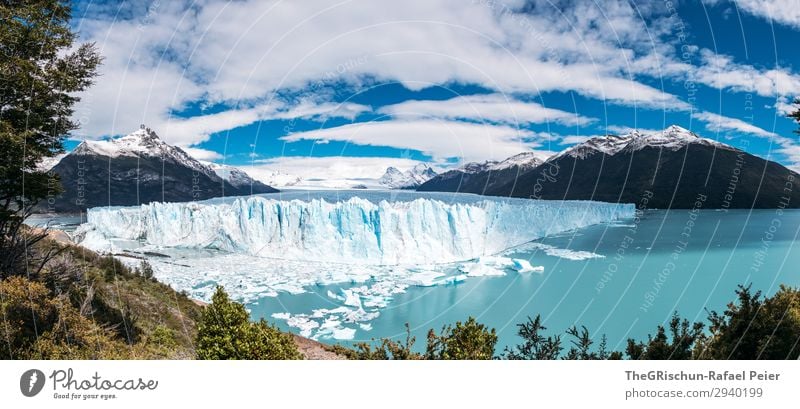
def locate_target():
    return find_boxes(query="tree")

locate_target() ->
[139,260,155,281]
[502,314,562,360]
[789,98,800,133]
[343,323,423,360]
[698,285,800,359]
[626,313,703,360]
[425,316,497,360]
[196,286,301,360]
[0,1,101,277]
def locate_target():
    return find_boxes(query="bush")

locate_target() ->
[697,285,800,359]
[425,317,497,360]
[0,276,126,359]
[344,323,422,360]
[502,314,562,360]
[196,286,301,360]
[626,313,703,360]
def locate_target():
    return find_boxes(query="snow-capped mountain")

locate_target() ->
[260,170,303,187]
[378,163,437,189]
[419,125,800,208]
[201,161,266,189]
[71,126,216,176]
[45,126,277,212]
[487,151,550,171]
[36,153,67,172]
[417,151,548,194]
[485,125,799,208]
[557,125,730,160]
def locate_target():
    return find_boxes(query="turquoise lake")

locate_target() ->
[249,206,800,352]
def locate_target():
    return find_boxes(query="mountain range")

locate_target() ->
[419,125,800,209]
[417,151,548,195]
[42,125,800,211]
[378,164,437,189]
[45,126,277,212]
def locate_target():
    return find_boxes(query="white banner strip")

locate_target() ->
[1,360,796,408]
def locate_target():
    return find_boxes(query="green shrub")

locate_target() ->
[425,317,497,360]
[196,286,301,360]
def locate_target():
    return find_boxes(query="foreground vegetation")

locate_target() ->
[0,236,202,359]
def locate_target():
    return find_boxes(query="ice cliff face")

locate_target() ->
[77,197,633,265]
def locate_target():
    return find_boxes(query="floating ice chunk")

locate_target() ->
[342,308,379,323]
[459,263,506,277]
[405,270,445,287]
[511,259,544,273]
[542,248,604,261]
[359,323,372,331]
[341,289,362,308]
[332,327,356,340]
[438,274,468,285]
[459,256,516,277]
[271,312,291,320]
[513,242,605,261]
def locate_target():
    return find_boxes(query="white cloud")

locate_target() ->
[560,135,596,145]
[692,111,778,138]
[182,147,224,161]
[72,0,691,144]
[244,156,431,188]
[733,0,800,29]
[775,97,798,115]
[693,50,800,99]
[693,111,800,168]
[378,94,594,126]
[280,119,538,162]
[157,100,370,146]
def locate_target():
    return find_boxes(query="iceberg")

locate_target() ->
[76,196,634,265]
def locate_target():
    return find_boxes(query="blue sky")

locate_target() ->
[68,0,800,179]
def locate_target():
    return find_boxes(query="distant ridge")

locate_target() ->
[419,126,800,209]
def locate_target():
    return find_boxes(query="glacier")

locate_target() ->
[76,196,633,265]
[74,194,634,341]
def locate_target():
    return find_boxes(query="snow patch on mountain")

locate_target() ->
[36,153,67,171]
[447,151,548,175]
[487,151,550,171]
[378,163,437,188]
[201,161,262,188]
[558,125,733,160]
[71,126,214,175]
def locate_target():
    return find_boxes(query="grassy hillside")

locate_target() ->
[0,230,202,359]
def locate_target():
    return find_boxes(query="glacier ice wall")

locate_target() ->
[78,197,634,265]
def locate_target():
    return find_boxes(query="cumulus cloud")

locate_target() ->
[280,119,539,162]
[377,94,594,126]
[69,0,800,166]
[243,156,432,188]
[733,0,800,29]
[693,50,800,99]
[157,101,370,146]
[72,0,693,144]
[182,147,224,161]
[692,111,778,138]
[693,111,800,168]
